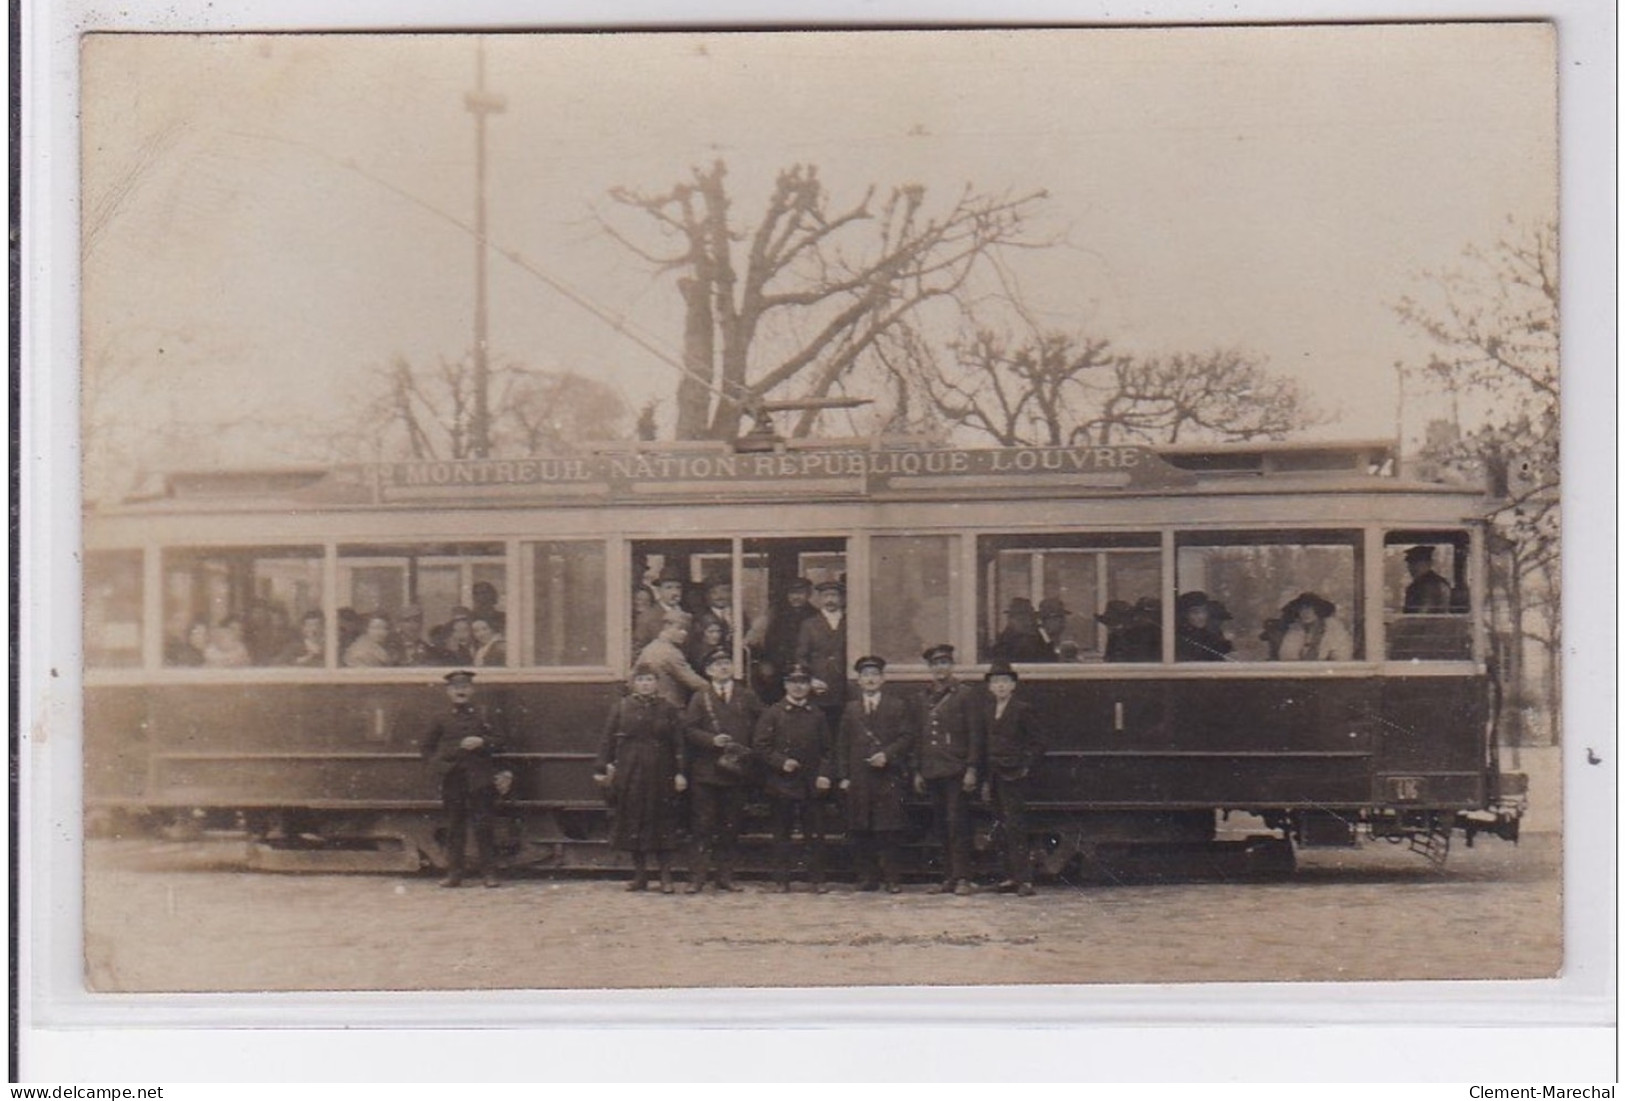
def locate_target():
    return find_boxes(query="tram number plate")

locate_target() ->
[1384,775,1425,803]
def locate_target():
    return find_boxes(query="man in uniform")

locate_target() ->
[913,644,985,895]
[421,670,503,888]
[833,655,915,893]
[981,659,1047,896]
[1403,545,1453,613]
[634,565,688,653]
[796,578,849,733]
[750,663,833,893]
[682,647,763,892]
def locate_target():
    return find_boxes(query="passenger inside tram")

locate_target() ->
[166,620,210,667]
[470,617,507,667]
[275,610,327,667]
[755,577,816,703]
[204,616,252,668]
[344,613,396,667]
[1174,592,1234,662]
[1275,592,1353,662]
[470,581,506,635]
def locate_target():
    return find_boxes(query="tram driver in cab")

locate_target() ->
[1402,545,1453,613]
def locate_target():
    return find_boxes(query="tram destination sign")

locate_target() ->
[369,443,1196,503]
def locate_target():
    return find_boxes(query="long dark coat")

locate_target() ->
[833,691,916,832]
[795,613,850,709]
[993,628,1055,663]
[682,678,764,788]
[983,695,1047,782]
[596,693,684,852]
[750,698,830,801]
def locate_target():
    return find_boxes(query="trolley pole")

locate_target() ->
[466,37,506,458]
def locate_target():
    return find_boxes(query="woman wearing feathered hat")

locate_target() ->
[1276,592,1354,662]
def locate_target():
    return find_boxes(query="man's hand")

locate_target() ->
[674,774,688,793]
[866,751,887,769]
[782,758,800,774]
[713,734,733,748]
[810,678,829,694]
[459,735,485,751]
[839,779,851,791]
[962,767,979,794]
[592,772,610,788]
[814,775,831,792]
[913,773,926,796]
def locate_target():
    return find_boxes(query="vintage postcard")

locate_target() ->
[70,24,1565,1009]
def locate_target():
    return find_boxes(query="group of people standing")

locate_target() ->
[422,642,1047,896]
[592,642,1045,896]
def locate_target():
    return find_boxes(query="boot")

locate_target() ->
[686,849,709,894]
[658,854,675,894]
[715,859,738,892]
[626,853,649,891]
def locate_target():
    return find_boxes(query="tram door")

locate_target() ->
[628,536,846,697]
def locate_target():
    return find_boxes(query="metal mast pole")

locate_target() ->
[466,37,506,458]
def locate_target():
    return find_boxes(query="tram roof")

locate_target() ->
[94,439,1494,517]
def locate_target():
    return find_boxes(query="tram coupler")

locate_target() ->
[1455,808,1521,847]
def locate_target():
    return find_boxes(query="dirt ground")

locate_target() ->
[82,828,1560,993]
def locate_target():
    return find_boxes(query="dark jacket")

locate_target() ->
[1404,571,1453,614]
[984,695,1046,782]
[1176,625,1233,662]
[795,613,849,708]
[682,678,764,787]
[422,703,502,794]
[993,628,1056,663]
[834,691,916,832]
[750,697,830,801]
[916,679,986,781]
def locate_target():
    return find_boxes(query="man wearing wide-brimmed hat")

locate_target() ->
[992,597,1050,663]
[982,659,1046,896]
[421,670,503,888]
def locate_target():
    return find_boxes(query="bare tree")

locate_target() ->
[336,353,629,462]
[601,160,1049,440]
[1395,218,1559,744]
[900,324,1319,449]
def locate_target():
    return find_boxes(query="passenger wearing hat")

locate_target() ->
[431,606,476,667]
[274,609,328,667]
[1034,598,1069,663]
[748,662,834,893]
[1175,591,1234,662]
[795,577,850,730]
[421,670,503,888]
[595,662,688,892]
[832,655,915,892]
[914,644,986,895]
[634,564,689,653]
[681,647,764,893]
[992,597,1052,664]
[756,577,818,704]
[634,609,711,708]
[1277,592,1353,662]
[1402,545,1453,614]
[982,659,1047,896]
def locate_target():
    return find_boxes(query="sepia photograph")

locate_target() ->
[67,21,1571,1009]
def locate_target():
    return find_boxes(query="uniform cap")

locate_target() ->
[702,648,733,670]
[922,643,955,663]
[783,662,814,682]
[443,669,476,685]
[853,654,886,674]
[631,661,658,678]
[787,577,814,594]
[814,578,845,593]
[1404,545,1437,563]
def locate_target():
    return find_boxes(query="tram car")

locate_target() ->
[83,437,1526,879]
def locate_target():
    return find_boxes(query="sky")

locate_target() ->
[81,25,1557,464]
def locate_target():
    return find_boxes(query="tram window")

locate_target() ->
[978,534,1159,663]
[336,542,506,667]
[1384,530,1472,660]
[528,541,607,667]
[161,546,324,667]
[1175,531,1361,663]
[871,535,953,664]
[85,550,143,668]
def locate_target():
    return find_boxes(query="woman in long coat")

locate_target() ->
[594,663,688,892]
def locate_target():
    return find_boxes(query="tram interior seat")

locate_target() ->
[1386,616,1472,661]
